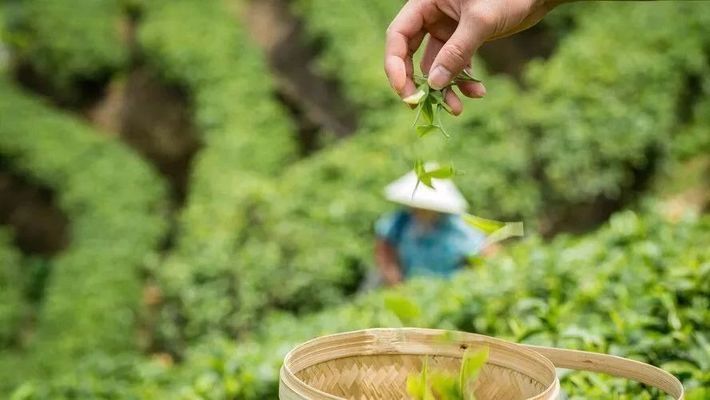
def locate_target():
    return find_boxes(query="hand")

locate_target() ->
[385,0,562,114]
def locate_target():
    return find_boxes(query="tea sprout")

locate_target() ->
[404,70,481,188]
[406,346,490,400]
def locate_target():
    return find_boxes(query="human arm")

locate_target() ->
[375,238,403,286]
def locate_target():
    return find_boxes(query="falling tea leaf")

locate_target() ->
[462,214,524,246]
[384,293,421,325]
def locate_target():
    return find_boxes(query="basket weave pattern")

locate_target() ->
[296,354,547,400]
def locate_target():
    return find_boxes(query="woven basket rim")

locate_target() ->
[281,328,560,400]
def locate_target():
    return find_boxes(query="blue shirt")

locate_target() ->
[375,210,485,279]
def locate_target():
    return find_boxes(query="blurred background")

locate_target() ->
[0,0,708,398]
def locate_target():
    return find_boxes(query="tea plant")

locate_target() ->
[404,70,481,186]
[404,72,524,245]
[407,347,490,400]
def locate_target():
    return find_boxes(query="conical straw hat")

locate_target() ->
[384,166,468,214]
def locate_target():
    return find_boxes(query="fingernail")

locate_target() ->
[428,65,452,90]
[473,82,487,98]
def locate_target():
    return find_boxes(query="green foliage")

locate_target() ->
[406,347,489,400]
[672,74,710,161]
[406,70,481,140]
[136,0,298,346]
[5,0,128,97]
[0,80,168,369]
[184,208,709,399]
[293,0,401,122]
[148,0,710,345]
[154,123,413,346]
[1,1,708,398]
[413,161,456,190]
[460,347,488,396]
[14,207,707,398]
[522,2,710,202]
[0,228,25,347]
[138,0,295,173]
[146,2,707,354]
[0,5,8,73]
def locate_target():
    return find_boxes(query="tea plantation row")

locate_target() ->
[150,1,710,348]
[10,207,708,399]
[0,0,708,396]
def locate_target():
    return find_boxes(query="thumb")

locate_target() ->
[428,16,486,90]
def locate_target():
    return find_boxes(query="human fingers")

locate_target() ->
[457,80,486,98]
[420,35,444,75]
[444,88,463,116]
[385,1,426,96]
[428,6,494,90]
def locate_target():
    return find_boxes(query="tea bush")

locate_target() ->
[1,1,708,397]
[12,207,708,398]
[672,73,710,161]
[293,0,401,123]
[4,0,127,97]
[138,0,295,173]
[0,228,25,348]
[146,1,710,347]
[293,1,710,212]
[137,0,298,347]
[167,207,710,399]
[0,80,168,369]
[522,2,710,202]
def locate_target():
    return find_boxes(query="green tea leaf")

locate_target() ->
[483,221,524,246]
[413,105,423,127]
[430,372,461,399]
[461,214,505,234]
[419,174,434,189]
[407,357,435,400]
[462,214,524,246]
[414,74,428,86]
[429,90,444,105]
[384,293,421,324]
[414,160,425,176]
[426,165,455,179]
[404,84,430,105]
[421,99,434,125]
[416,124,438,138]
[455,69,481,83]
[460,347,489,400]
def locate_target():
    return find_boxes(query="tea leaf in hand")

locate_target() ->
[455,70,481,83]
[404,85,429,105]
[416,124,438,138]
[428,90,444,105]
[421,100,434,125]
[435,107,450,138]
[404,69,484,199]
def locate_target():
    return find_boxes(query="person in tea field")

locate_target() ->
[373,168,490,286]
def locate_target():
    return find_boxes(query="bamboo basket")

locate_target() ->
[279,328,684,400]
